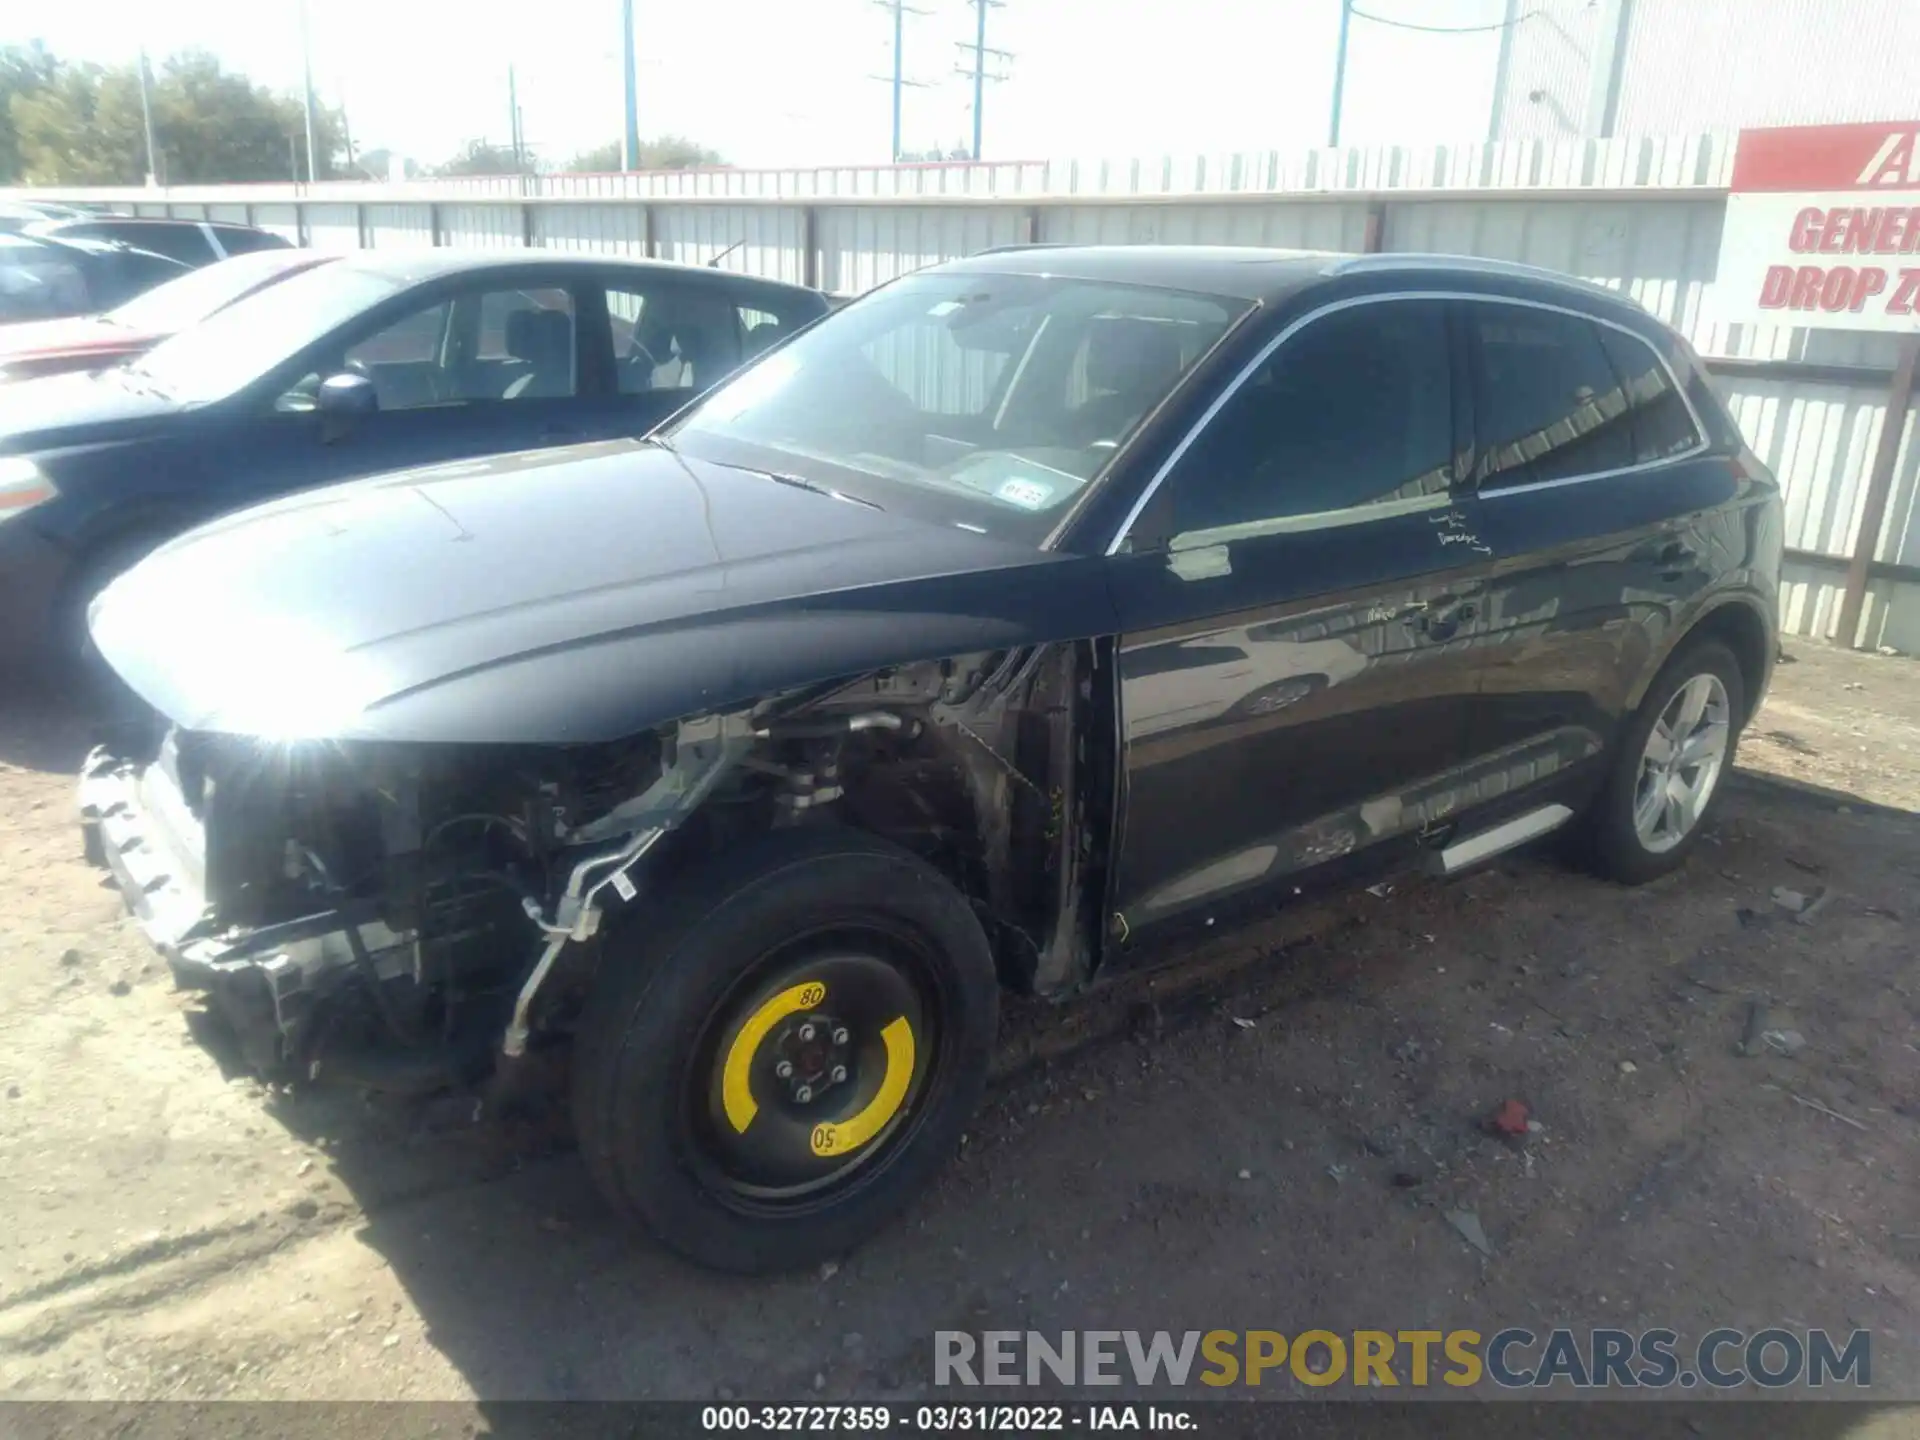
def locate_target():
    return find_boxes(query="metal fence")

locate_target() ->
[11,131,1917,649]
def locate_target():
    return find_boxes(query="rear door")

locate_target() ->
[1461,295,1723,824]
[1104,295,1496,949]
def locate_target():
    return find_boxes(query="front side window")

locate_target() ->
[668,271,1246,545]
[609,282,744,398]
[1470,302,1635,488]
[273,284,579,412]
[1151,299,1456,541]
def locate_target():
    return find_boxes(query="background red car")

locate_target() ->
[0,248,334,383]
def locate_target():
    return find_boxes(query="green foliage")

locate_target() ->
[561,134,724,173]
[0,42,59,183]
[3,45,345,185]
[434,139,536,178]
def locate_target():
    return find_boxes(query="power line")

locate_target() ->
[871,0,932,162]
[1347,4,1537,34]
[954,0,1011,162]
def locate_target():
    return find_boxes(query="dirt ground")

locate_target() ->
[1,642,1917,1422]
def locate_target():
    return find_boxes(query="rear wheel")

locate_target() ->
[572,828,997,1273]
[1584,638,1744,885]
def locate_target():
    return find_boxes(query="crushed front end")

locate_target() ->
[77,717,736,1089]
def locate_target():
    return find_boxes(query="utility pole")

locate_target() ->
[620,0,641,170]
[135,48,159,186]
[508,65,523,170]
[954,0,1010,161]
[1328,0,1352,147]
[871,0,929,162]
[298,0,318,181]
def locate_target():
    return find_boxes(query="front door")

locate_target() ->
[201,278,605,512]
[1104,296,1495,951]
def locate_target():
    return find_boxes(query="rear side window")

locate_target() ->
[1159,299,1456,537]
[73,222,215,266]
[210,226,289,256]
[1596,326,1704,464]
[1468,303,1635,489]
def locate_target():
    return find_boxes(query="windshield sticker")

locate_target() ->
[995,477,1053,510]
[927,300,964,317]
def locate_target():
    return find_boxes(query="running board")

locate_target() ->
[1431,804,1574,875]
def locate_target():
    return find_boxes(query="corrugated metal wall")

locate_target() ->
[1494,0,1920,141]
[12,131,1916,648]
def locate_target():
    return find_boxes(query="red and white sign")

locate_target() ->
[1712,122,1920,333]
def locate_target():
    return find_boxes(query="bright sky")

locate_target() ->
[4,0,1512,169]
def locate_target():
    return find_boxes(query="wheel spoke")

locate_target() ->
[1644,718,1678,766]
[1677,720,1727,768]
[1667,776,1700,836]
[1673,675,1712,731]
[1634,777,1667,836]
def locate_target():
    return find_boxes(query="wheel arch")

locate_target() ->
[1629,593,1776,728]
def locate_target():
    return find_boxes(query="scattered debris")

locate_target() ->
[1230,1016,1256,1030]
[1779,1089,1868,1131]
[1390,1038,1425,1064]
[1488,1099,1532,1137]
[1237,1169,1252,1180]
[1444,1208,1494,1258]
[1365,882,1394,897]
[1771,886,1810,913]
[1526,1119,1544,1134]
[1326,1164,1348,1185]
[818,1260,840,1281]
[295,1158,314,1177]
[1618,1060,1638,1075]
[381,1333,400,1349]
[1763,1029,1807,1058]
[1738,1000,1772,1057]
[1785,854,1827,875]
[1863,905,1902,920]
[107,979,130,997]
[1795,887,1834,926]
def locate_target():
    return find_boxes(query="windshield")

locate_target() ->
[109,250,320,335]
[667,271,1247,544]
[128,261,404,403]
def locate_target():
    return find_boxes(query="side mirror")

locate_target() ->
[317,371,379,419]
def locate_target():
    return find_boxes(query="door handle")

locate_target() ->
[1416,598,1478,640]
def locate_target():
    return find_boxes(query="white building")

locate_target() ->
[1490,0,1920,140]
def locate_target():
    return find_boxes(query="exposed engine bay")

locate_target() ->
[79,644,1107,1091]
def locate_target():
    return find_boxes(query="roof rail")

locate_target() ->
[968,242,1075,257]
[1330,252,1637,305]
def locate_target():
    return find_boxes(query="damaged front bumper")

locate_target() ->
[78,740,413,1078]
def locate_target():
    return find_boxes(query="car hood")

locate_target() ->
[0,365,184,445]
[91,440,1118,744]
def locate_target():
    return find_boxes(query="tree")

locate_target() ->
[0,42,59,183]
[8,47,346,185]
[434,139,536,178]
[561,134,723,173]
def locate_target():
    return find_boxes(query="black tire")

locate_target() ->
[1584,637,1745,885]
[572,827,997,1273]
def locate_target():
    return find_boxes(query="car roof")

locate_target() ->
[327,247,821,294]
[934,244,1646,315]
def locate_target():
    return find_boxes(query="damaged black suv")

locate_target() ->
[80,246,1782,1273]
